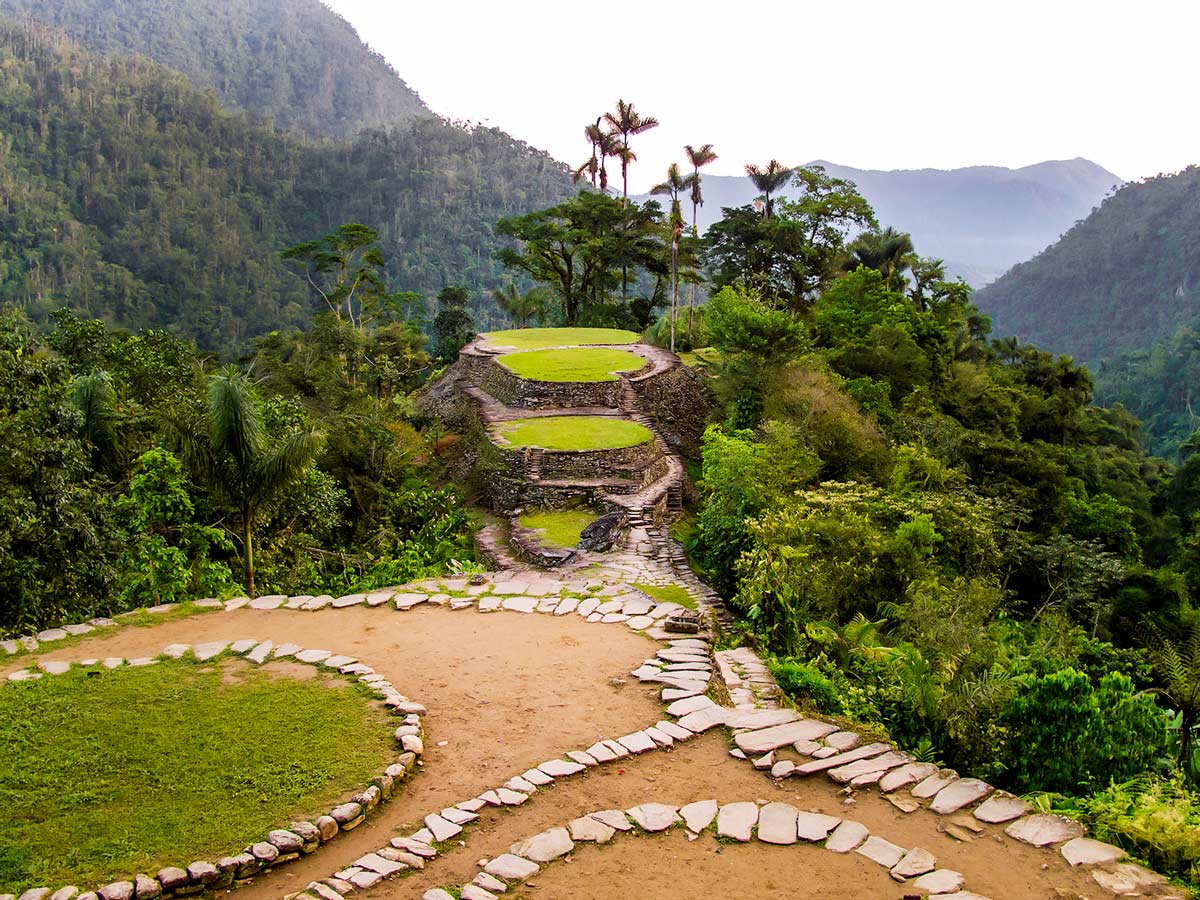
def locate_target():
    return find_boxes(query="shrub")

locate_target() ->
[770,658,842,714]
[1003,669,1170,794]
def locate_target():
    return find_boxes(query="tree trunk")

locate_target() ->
[670,237,679,353]
[242,507,256,597]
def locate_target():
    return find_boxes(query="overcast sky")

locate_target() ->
[324,0,1198,193]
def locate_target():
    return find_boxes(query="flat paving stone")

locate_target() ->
[355,853,404,876]
[510,826,574,862]
[295,649,332,663]
[496,788,528,806]
[716,802,758,842]
[828,750,912,784]
[249,594,286,609]
[502,596,538,613]
[1060,837,1126,866]
[973,791,1032,824]
[1004,813,1086,847]
[931,778,993,815]
[566,750,599,767]
[568,816,616,843]
[794,742,891,776]
[679,799,718,834]
[735,720,839,754]
[459,887,496,900]
[675,706,727,733]
[332,594,366,608]
[796,812,842,842]
[627,803,680,832]
[423,814,462,843]
[879,762,939,793]
[193,641,227,661]
[856,835,906,868]
[912,870,964,894]
[589,809,633,832]
[539,759,585,777]
[911,770,959,799]
[482,854,539,881]
[825,820,870,853]
[756,803,799,845]
[616,731,656,754]
[892,847,938,877]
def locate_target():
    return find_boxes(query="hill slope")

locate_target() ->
[0,0,428,140]
[638,158,1120,286]
[975,166,1200,363]
[0,18,575,351]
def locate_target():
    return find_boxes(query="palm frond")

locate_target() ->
[208,365,265,467]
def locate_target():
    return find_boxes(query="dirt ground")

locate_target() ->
[5,604,1175,900]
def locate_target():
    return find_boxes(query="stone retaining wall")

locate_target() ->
[630,364,713,457]
[535,441,657,481]
[480,360,625,409]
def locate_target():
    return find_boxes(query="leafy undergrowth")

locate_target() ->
[518,509,596,548]
[481,327,639,350]
[495,416,653,451]
[634,582,697,610]
[1045,776,1200,891]
[498,347,644,382]
[0,658,393,892]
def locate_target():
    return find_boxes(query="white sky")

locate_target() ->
[324,0,1199,193]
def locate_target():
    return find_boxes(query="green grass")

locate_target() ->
[0,658,393,891]
[495,416,652,451]
[481,327,639,350]
[497,347,644,382]
[518,509,596,548]
[633,581,697,610]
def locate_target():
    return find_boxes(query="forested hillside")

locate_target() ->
[0,19,575,351]
[0,0,428,139]
[976,166,1200,362]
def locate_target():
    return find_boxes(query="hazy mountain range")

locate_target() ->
[636,159,1122,287]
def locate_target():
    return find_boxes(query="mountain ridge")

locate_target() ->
[635,157,1121,286]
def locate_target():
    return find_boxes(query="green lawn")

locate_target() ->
[497,347,644,382]
[0,658,393,891]
[518,509,596,548]
[495,416,652,451]
[634,581,698,610]
[481,327,640,350]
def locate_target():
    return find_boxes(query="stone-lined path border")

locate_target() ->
[421,798,980,900]
[2,640,425,900]
[3,557,1186,900]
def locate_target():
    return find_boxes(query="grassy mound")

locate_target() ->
[498,347,644,382]
[0,658,393,891]
[518,509,596,548]
[481,327,639,350]
[495,416,653,451]
[634,582,697,610]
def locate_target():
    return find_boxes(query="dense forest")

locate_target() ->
[976,166,1200,363]
[0,0,428,140]
[0,18,575,351]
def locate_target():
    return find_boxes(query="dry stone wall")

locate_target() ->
[629,364,712,456]
[480,360,623,409]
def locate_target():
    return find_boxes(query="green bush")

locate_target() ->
[770,658,842,714]
[1004,669,1169,793]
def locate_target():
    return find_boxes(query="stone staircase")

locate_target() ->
[524,448,544,482]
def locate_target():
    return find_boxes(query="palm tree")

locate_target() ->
[166,366,321,595]
[651,163,694,352]
[574,118,618,192]
[604,100,659,202]
[1142,624,1200,782]
[494,282,549,328]
[745,159,792,219]
[684,143,718,341]
[844,226,916,291]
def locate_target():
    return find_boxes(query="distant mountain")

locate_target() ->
[636,158,1121,286]
[976,166,1200,363]
[0,0,429,140]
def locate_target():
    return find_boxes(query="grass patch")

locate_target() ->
[518,509,596,548]
[498,347,644,382]
[495,416,652,451]
[481,327,639,350]
[0,658,393,891]
[633,581,697,610]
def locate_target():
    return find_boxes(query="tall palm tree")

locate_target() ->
[651,163,693,353]
[684,143,717,341]
[573,122,599,189]
[744,159,793,219]
[166,367,321,595]
[574,118,618,192]
[604,100,659,202]
[844,226,916,290]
